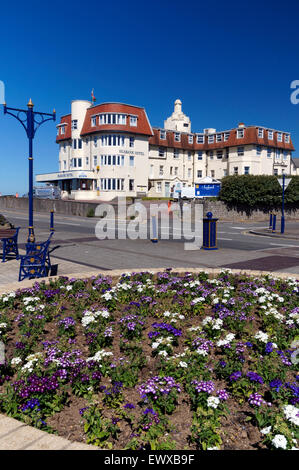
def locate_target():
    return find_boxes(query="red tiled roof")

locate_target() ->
[80,103,153,137]
[56,114,71,142]
[149,127,295,151]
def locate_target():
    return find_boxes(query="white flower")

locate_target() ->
[207,397,220,409]
[0,322,7,330]
[260,426,272,435]
[179,361,188,368]
[283,405,299,426]
[66,285,73,291]
[11,357,22,366]
[254,331,269,343]
[158,350,168,357]
[272,434,288,450]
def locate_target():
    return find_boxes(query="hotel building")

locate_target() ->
[36,99,298,201]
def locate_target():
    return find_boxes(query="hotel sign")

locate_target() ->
[119,149,144,156]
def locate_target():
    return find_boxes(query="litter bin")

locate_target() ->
[202,212,218,250]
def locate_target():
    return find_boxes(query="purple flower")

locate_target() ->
[229,371,242,382]
[248,392,265,407]
[247,372,264,384]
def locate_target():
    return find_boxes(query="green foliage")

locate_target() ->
[219,175,299,211]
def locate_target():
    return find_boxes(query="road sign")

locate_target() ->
[278,178,292,189]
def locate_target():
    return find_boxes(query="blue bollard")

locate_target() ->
[269,213,273,230]
[151,215,158,243]
[202,212,218,250]
[272,213,276,233]
[50,210,55,232]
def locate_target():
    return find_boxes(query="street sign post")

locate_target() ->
[278,175,292,234]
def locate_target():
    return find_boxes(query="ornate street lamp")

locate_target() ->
[3,99,56,242]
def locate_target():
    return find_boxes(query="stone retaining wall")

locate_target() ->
[1,196,298,221]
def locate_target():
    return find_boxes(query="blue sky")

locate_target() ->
[0,0,299,195]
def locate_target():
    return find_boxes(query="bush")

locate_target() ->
[219,175,299,211]
[86,208,95,217]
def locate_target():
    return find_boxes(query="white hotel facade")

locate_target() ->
[36,99,298,201]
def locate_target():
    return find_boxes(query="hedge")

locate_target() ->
[219,175,299,210]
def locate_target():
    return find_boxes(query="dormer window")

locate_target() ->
[160,130,166,140]
[188,135,193,144]
[258,128,264,138]
[130,116,137,127]
[224,132,230,141]
[61,125,65,135]
[237,129,244,139]
[91,116,97,127]
[208,135,214,144]
[196,134,204,144]
[216,134,222,142]
[285,134,290,143]
[174,132,180,142]
[268,130,273,140]
[277,132,282,142]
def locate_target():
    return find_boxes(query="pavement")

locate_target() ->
[249,225,299,240]
[0,207,298,449]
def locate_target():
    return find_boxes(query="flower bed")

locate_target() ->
[0,270,298,450]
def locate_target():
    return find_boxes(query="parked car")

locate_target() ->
[23,185,61,199]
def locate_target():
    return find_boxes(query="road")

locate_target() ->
[1,208,299,274]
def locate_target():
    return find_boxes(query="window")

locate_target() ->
[188,168,192,178]
[197,151,203,160]
[267,148,272,158]
[174,167,178,176]
[197,170,202,178]
[216,134,222,142]
[196,134,204,144]
[208,135,214,144]
[170,167,173,176]
[71,120,78,130]
[77,158,82,167]
[234,167,238,175]
[209,151,214,159]
[285,134,290,143]
[173,149,179,159]
[276,149,281,159]
[99,114,127,125]
[73,139,77,149]
[224,132,230,141]
[78,139,82,149]
[277,132,282,142]
[283,151,288,160]
[94,137,97,147]
[91,116,97,127]
[63,143,66,152]
[61,125,66,135]
[211,170,215,178]
[268,130,273,140]
[156,182,162,193]
[129,179,134,191]
[159,147,165,157]
[174,132,180,142]
[225,148,229,158]
[159,165,164,176]
[217,150,223,159]
[63,160,66,170]
[258,128,264,138]
[93,156,97,166]
[223,169,228,176]
[237,146,244,156]
[129,156,135,167]
[130,116,137,126]
[256,145,262,156]
[274,169,278,175]
[86,157,89,166]
[160,130,166,140]
[187,152,192,161]
[244,166,250,175]
[129,137,134,148]
[237,129,244,139]
[188,135,193,144]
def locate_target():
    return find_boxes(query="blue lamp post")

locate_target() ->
[3,99,56,242]
[281,174,286,234]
